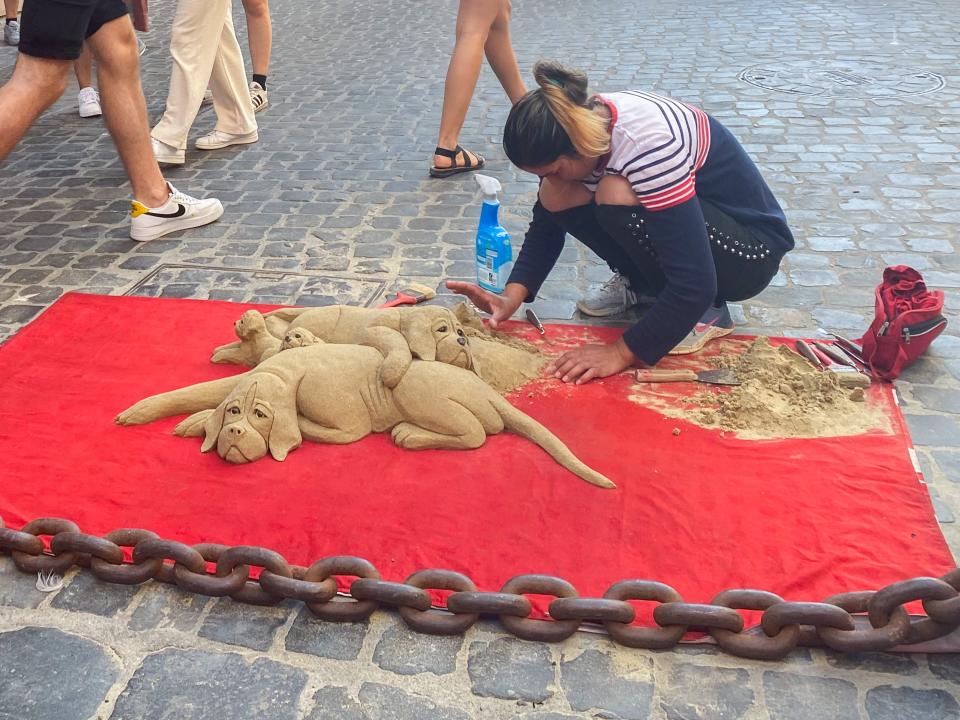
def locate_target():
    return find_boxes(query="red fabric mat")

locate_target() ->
[0,293,952,620]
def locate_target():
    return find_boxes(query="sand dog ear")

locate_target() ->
[400,315,437,362]
[267,389,302,461]
[201,403,228,452]
[174,410,216,438]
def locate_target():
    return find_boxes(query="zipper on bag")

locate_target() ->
[902,315,947,344]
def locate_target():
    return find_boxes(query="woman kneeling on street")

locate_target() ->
[449,60,795,384]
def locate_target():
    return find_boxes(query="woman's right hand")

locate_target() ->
[444,280,524,330]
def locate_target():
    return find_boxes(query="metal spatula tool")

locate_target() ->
[635,368,740,386]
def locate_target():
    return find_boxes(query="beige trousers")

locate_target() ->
[151,0,256,150]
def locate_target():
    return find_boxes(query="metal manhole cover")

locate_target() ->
[125,264,387,307]
[739,60,944,98]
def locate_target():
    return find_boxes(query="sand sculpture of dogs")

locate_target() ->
[211,305,478,389]
[116,344,614,489]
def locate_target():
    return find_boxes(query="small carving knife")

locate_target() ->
[635,368,740,386]
[795,339,823,369]
[525,308,546,337]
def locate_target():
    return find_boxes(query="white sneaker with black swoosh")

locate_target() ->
[129,183,224,242]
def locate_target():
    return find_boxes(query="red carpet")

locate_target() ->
[0,293,952,619]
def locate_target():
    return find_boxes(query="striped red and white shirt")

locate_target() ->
[583,91,711,211]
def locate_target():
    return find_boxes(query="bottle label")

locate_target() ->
[477,250,512,293]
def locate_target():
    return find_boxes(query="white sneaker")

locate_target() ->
[4,21,19,46]
[130,183,224,242]
[195,128,258,151]
[577,273,639,317]
[151,137,185,165]
[249,81,268,113]
[78,87,102,118]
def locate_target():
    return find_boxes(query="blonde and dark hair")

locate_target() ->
[503,60,611,168]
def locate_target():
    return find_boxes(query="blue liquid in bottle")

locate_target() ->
[474,174,512,293]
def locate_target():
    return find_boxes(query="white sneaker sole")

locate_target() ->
[667,326,735,355]
[79,107,103,118]
[576,300,630,318]
[130,201,225,242]
[155,153,185,166]
[195,132,259,151]
[253,98,268,113]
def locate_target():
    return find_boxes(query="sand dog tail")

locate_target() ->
[496,399,615,489]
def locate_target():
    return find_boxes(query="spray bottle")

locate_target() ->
[474,174,513,294]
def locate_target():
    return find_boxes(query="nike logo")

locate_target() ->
[147,204,186,219]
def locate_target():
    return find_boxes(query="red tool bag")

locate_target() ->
[860,265,947,381]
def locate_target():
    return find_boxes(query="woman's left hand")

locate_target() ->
[545,339,637,385]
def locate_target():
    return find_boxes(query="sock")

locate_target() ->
[6,18,16,24]
[252,74,267,90]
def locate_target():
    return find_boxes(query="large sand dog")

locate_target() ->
[117,343,614,489]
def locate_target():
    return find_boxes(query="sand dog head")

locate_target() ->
[235,309,268,340]
[281,327,322,350]
[371,307,476,373]
[201,373,302,463]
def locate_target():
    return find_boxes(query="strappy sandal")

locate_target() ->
[429,145,485,178]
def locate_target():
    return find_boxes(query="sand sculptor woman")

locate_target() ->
[448,60,794,384]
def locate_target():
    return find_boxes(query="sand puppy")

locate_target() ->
[280,327,323,350]
[116,343,613,489]
[212,305,478,389]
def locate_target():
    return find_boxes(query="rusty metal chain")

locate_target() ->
[2,514,958,661]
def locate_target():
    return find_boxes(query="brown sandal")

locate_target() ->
[430,145,485,178]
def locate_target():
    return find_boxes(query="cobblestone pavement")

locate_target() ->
[1,0,959,717]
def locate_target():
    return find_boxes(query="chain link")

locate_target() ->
[1,514,957,660]
[501,575,580,642]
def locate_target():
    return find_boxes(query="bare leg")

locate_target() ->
[0,54,70,162]
[3,0,16,20]
[241,0,271,76]
[483,0,525,104]
[74,43,93,88]
[432,0,502,169]
[86,15,168,206]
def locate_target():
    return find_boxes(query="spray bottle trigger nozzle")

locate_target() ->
[474,173,502,202]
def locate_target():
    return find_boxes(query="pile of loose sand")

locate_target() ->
[633,337,889,440]
[454,303,546,395]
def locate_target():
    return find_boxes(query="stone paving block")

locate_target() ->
[197,598,291,651]
[0,304,43,323]
[864,685,960,720]
[763,672,859,720]
[511,714,581,720]
[306,686,368,720]
[929,654,960,685]
[898,358,945,385]
[903,415,960,447]
[811,308,868,331]
[0,556,48,609]
[932,452,960,483]
[468,638,554,702]
[910,386,960,414]
[373,622,463,676]
[658,663,755,719]
[128,582,210,632]
[824,650,919,675]
[0,626,119,720]
[559,649,653,720]
[49,570,140,617]
[284,606,369,660]
[931,335,960,359]
[111,649,307,720]
[358,682,471,720]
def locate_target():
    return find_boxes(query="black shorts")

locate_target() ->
[19,0,129,61]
